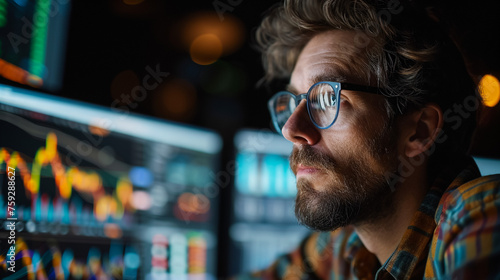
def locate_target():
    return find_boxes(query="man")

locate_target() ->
[241,0,500,279]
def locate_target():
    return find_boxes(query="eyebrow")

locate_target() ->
[285,73,349,94]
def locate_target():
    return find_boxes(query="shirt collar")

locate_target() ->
[342,156,481,280]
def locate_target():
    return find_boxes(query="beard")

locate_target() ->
[291,124,399,232]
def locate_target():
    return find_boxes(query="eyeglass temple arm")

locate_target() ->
[341,83,403,113]
[341,83,385,95]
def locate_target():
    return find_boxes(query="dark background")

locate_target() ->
[62,0,282,139]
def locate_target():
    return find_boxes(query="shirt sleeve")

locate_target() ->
[430,174,500,279]
[233,231,336,280]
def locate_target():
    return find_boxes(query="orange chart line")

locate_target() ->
[1,238,108,280]
[0,58,43,88]
[0,132,134,221]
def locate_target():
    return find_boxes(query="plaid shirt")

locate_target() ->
[237,156,500,279]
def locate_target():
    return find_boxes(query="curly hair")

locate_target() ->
[256,0,479,173]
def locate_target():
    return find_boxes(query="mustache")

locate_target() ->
[290,145,337,174]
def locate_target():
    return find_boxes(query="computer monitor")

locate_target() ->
[0,0,71,92]
[0,84,222,279]
[228,129,310,274]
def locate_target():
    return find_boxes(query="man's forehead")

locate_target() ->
[301,30,368,57]
[290,30,373,90]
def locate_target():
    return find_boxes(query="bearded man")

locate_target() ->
[240,0,500,279]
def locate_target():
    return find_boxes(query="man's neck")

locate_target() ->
[354,164,430,265]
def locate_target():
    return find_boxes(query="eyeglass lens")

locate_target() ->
[308,83,338,128]
[273,94,296,131]
[272,82,338,132]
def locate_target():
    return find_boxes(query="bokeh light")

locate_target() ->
[131,191,152,211]
[124,251,141,269]
[88,123,111,137]
[181,12,245,65]
[104,223,123,239]
[117,179,133,209]
[129,166,154,188]
[95,196,112,221]
[152,78,197,121]
[190,34,223,65]
[177,193,210,214]
[479,74,500,107]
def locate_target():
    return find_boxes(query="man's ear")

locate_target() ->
[403,103,444,158]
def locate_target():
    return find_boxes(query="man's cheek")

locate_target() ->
[333,102,354,128]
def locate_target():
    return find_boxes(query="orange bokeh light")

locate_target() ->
[177,192,210,214]
[190,34,223,65]
[88,124,110,137]
[479,74,500,107]
[153,78,197,121]
[181,12,245,64]
[104,223,123,239]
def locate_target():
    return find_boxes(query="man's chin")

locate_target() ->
[294,180,358,231]
[294,178,398,231]
[295,203,351,232]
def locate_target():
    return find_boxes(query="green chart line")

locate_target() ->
[30,0,51,78]
[0,0,7,27]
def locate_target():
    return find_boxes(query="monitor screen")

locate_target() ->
[0,0,70,91]
[0,84,222,279]
[228,129,310,275]
[474,157,500,176]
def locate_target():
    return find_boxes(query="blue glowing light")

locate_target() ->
[129,166,153,188]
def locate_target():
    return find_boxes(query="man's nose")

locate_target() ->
[282,100,321,145]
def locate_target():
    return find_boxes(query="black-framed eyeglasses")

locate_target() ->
[268,81,387,134]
